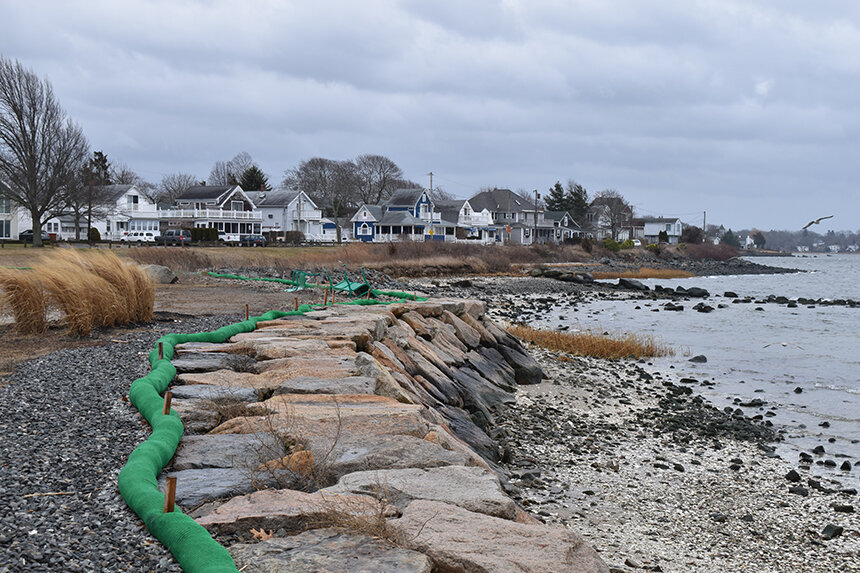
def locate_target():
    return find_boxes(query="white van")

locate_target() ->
[121,231,159,243]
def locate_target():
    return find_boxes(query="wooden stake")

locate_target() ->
[158,341,163,360]
[163,476,177,513]
[162,390,173,415]
[294,297,299,311]
[245,303,249,320]
[332,291,336,305]
[324,290,329,306]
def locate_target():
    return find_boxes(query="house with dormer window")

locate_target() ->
[350,188,455,242]
[160,184,262,235]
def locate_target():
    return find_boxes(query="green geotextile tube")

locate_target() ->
[205,271,427,301]
[118,310,300,573]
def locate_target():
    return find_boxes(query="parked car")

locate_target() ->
[238,234,267,247]
[155,229,191,245]
[218,232,241,243]
[632,239,642,247]
[121,231,159,243]
[18,229,51,243]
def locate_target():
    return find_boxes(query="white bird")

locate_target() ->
[802,215,833,230]
[763,342,805,350]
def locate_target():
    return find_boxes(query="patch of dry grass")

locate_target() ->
[591,268,695,280]
[506,323,674,359]
[0,250,154,335]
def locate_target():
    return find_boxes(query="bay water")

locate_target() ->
[536,254,859,485]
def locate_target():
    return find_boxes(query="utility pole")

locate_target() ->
[703,210,706,242]
[533,189,540,245]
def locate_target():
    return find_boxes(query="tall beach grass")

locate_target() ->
[0,250,154,335]
[507,323,674,360]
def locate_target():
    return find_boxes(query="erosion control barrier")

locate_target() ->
[119,292,429,570]
[206,270,426,301]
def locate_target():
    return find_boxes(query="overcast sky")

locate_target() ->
[2,0,858,232]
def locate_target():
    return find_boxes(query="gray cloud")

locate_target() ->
[1,0,857,231]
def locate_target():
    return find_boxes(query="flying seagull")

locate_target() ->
[763,342,805,350]
[802,215,833,230]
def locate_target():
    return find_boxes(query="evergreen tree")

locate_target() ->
[545,181,567,211]
[239,165,269,191]
[566,180,590,224]
[721,228,740,248]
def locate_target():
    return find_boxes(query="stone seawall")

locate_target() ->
[164,299,609,572]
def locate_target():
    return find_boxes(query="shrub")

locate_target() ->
[620,239,635,249]
[602,238,621,252]
[686,242,738,261]
[658,230,669,243]
[580,237,593,253]
[283,231,305,246]
[88,227,101,242]
[191,227,218,242]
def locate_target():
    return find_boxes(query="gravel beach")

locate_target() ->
[0,314,238,572]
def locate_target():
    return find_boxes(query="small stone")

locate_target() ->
[688,355,708,363]
[821,524,844,540]
[788,485,809,496]
[831,504,854,513]
[793,387,803,394]
[841,461,852,471]
[813,445,826,455]
[625,556,645,568]
[709,511,728,523]
[785,470,801,482]
[819,421,830,428]
[740,514,754,522]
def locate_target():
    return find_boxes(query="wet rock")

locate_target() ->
[785,469,801,482]
[831,504,854,513]
[688,355,708,363]
[820,524,844,540]
[788,485,809,497]
[618,278,649,291]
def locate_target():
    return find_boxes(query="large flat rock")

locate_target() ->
[389,500,609,573]
[195,488,387,534]
[229,528,432,573]
[272,375,375,396]
[172,434,280,471]
[323,466,516,520]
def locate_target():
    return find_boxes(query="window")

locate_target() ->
[0,198,10,214]
[0,220,9,238]
[391,225,401,234]
[359,223,371,235]
[381,226,390,234]
[230,200,244,211]
[268,214,273,219]
[127,195,139,210]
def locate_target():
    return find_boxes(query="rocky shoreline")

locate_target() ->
[494,348,858,572]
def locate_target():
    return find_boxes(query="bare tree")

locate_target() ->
[0,56,89,246]
[354,154,403,204]
[208,152,257,186]
[283,157,360,242]
[591,189,633,240]
[111,161,156,200]
[156,172,197,204]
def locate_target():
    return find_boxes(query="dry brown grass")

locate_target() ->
[124,242,593,277]
[506,323,674,359]
[591,268,695,280]
[0,250,155,336]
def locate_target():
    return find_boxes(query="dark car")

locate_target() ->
[18,229,51,243]
[239,234,267,247]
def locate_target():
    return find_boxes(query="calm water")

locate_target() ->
[537,254,859,484]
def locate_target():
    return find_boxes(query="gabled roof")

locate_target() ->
[543,210,582,229]
[468,189,536,213]
[386,188,426,207]
[351,204,384,222]
[434,199,467,224]
[245,189,304,208]
[177,185,246,204]
[100,184,137,203]
[641,216,682,224]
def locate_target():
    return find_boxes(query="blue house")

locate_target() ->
[350,189,454,242]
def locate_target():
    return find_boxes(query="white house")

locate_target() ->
[434,199,497,243]
[642,217,683,244]
[161,185,262,235]
[15,184,158,241]
[245,189,337,242]
[0,196,18,240]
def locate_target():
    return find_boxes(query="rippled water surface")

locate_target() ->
[535,254,860,482]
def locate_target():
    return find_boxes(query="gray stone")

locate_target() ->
[436,404,500,463]
[465,347,517,393]
[324,466,517,519]
[172,434,280,471]
[171,352,256,373]
[274,376,375,396]
[230,528,432,573]
[496,343,545,385]
[315,434,473,482]
[618,278,649,291]
[389,500,609,573]
[140,264,177,284]
[169,384,259,402]
[163,468,259,507]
